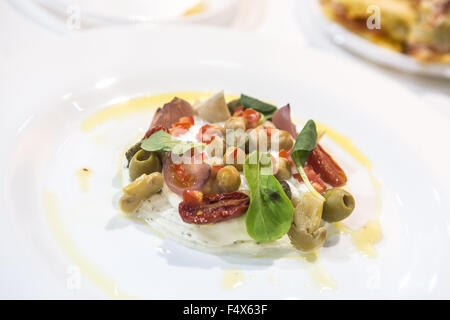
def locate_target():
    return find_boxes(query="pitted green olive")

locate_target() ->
[129,150,162,181]
[125,142,142,166]
[322,188,355,222]
[216,165,241,193]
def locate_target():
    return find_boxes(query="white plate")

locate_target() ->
[1,25,450,299]
[295,0,450,79]
[8,0,239,32]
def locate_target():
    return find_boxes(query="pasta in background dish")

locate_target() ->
[320,0,450,62]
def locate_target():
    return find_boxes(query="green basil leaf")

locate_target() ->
[141,130,204,154]
[240,94,277,118]
[244,152,294,242]
[290,120,317,168]
[290,120,325,201]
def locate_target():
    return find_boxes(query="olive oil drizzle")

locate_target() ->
[43,191,134,299]
[221,269,245,290]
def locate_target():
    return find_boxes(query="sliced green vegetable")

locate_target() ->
[141,130,205,154]
[244,152,294,242]
[291,120,325,201]
[240,94,277,118]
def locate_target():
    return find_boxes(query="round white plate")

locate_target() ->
[8,0,239,32]
[295,0,450,79]
[1,25,450,299]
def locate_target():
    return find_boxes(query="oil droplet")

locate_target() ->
[76,168,92,193]
[284,252,338,291]
[335,220,382,258]
[221,269,245,290]
[307,264,338,291]
[268,275,278,285]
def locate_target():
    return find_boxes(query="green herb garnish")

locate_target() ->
[240,94,277,118]
[244,152,294,242]
[141,130,205,154]
[290,120,325,201]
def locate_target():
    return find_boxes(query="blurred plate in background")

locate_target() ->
[8,0,240,30]
[295,0,450,79]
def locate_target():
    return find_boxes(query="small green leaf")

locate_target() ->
[240,94,277,118]
[290,120,317,167]
[290,120,324,201]
[244,152,294,242]
[141,130,204,154]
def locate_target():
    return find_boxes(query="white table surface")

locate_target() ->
[1,0,449,117]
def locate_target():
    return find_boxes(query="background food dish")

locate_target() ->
[1,25,449,299]
[296,0,450,78]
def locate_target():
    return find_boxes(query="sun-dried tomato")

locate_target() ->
[307,144,347,187]
[182,189,203,206]
[179,192,250,224]
[143,125,169,139]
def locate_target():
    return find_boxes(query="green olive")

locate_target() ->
[125,141,142,166]
[216,165,241,193]
[129,150,162,181]
[322,188,355,222]
[278,130,293,152]
[275,158,291,181]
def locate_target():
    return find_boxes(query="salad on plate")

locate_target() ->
[119,91,355,254]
